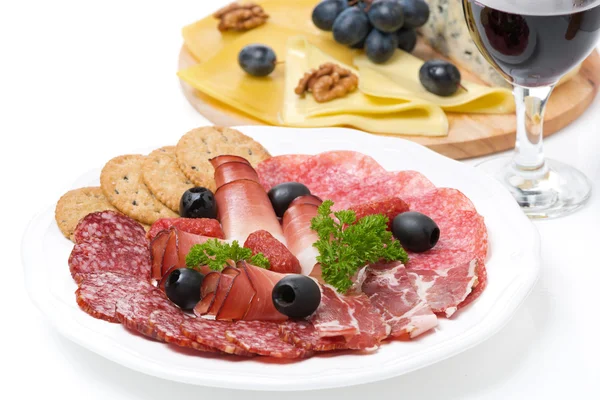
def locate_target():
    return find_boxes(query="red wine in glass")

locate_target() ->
[462,0,600,218]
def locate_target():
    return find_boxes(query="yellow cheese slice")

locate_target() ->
[283,37,448,136]
[178,26,358,125]
[354,51,516,114]
[182,0,322,63]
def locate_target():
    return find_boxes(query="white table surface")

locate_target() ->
[2,1,599,398]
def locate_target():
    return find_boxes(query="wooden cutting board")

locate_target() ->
[178,45,599,160]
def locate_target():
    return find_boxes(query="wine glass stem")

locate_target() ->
[512,85,555,173]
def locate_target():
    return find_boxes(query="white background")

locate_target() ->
[2,1,599,398]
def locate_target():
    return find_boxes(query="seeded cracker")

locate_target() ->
[142,146,193,213]
[175,126,271,191]
[100,154,178,225]
[55,187,117,241]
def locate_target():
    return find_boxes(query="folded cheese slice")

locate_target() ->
[178,26,354,125]
[354,51,516,114]
[283,37,448,136]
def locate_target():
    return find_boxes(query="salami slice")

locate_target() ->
[405,188,476,220]
[225,321,310,359]
[73,210,147,246]
[244,230,301,274]
[147,218,225,241]
[295,151,387,205]
[279,321,348,352]
[75,272,155,323]
[334,171,436,210]
[180,318,253,356]
[148,310,218,353]
[115,289,176,338]
[256,154,311,192]
[349,197,410,229]
[69,236,151,281]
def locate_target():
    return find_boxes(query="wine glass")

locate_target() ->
[461,0,600,218]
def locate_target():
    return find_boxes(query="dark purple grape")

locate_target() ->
[312,0,348,31]
[395,28,417,52]
[332,7,371,46]
[419,59,461,97]
[367,0,404,33]
[398,0,430,29]
[238,44,277,77]
[365,29,398,63]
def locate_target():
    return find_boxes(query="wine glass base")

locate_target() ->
[476,156,592,219]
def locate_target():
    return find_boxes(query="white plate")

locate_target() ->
[22,126,541,391]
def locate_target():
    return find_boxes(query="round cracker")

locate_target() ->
[175,126,271,191]
[142,146,193,213]
[55,187,117,241]
[100,154,178,225]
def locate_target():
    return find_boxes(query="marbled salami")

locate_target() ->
[279,320,348,352]
[148,310,218,353]
[75,272,155,323]
[69,236,151,281]
[73,210,147,246]
[115,289,176,338]
[180,317,253,356]
[225,321,310,358]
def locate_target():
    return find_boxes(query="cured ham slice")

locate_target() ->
[211,159,260,189]
[310,285,389,350]
[244,230,301,274]
[342,294,389,350]
[210,155,251,169]
[215,179,285,244]
[151,227,222,279]
[310,285,359,337]
[405,210,488,317]
[239,262,287,321]
[195,261,287,322]
[282,196,322,275]
[362,262,438,339]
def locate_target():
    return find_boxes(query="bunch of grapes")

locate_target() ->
[312,0,430,64]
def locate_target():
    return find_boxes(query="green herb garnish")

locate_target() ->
[185,239,270,271]
[310,200,408,293]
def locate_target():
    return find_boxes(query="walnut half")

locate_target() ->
[295,63,359,103]
[214,2,269,32]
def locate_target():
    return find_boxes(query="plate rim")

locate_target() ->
[22,126,541,391]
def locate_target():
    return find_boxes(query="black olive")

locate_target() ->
[268,182,311,218]
[180,187,217,219]
[164,268,204,310]
[272,275,321,318]
[419,59,462,97]
[392,211,440,253]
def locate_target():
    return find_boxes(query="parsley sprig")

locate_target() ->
[185,239,270,271]
[311,200,408,293]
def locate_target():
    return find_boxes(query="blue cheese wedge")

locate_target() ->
[420,0,510,88]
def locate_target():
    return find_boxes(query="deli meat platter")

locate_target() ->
[23,126,540,390]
